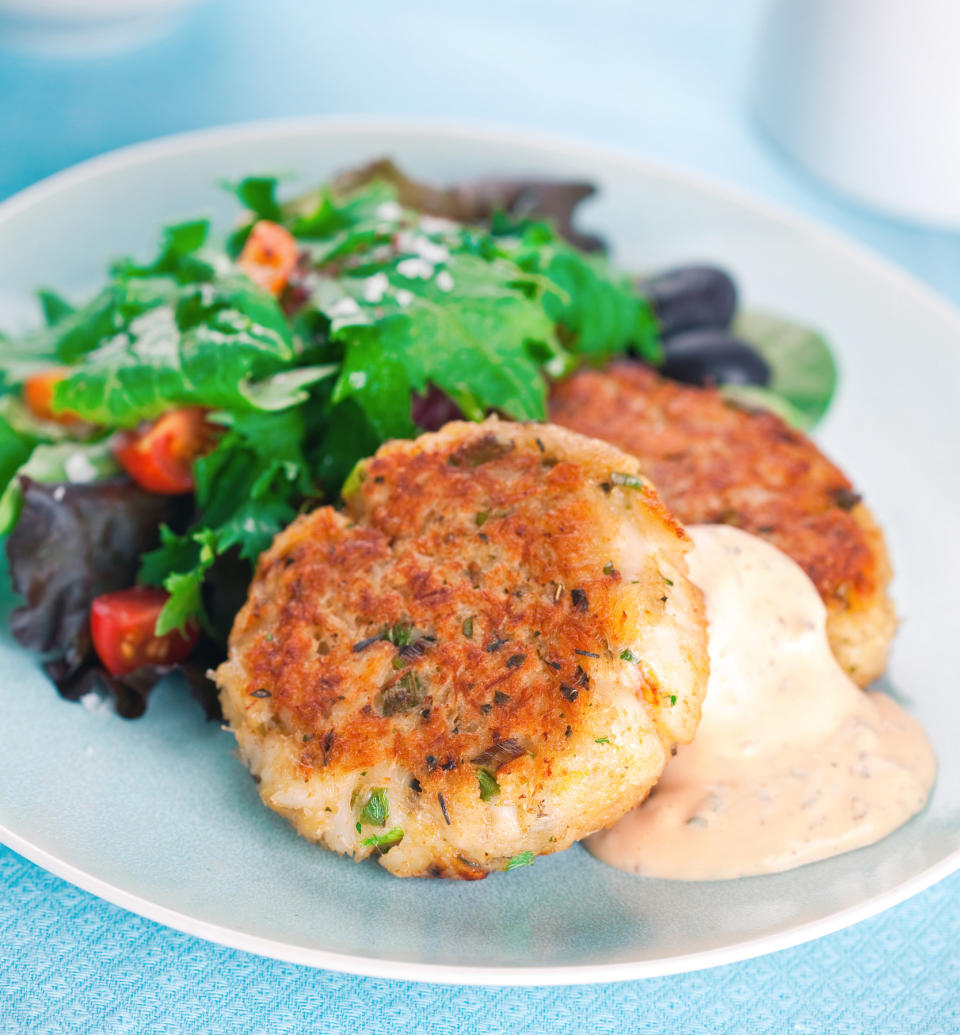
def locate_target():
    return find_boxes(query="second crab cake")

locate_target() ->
[216,419,709,878]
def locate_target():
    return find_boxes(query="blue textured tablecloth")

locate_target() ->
[1,1,959,1030]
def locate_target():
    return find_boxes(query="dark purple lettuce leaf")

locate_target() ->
[410,384,464,431]
[44,640,221,720]
[332,158,606,252]
[5,476,201,714]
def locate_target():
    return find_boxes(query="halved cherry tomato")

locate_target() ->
[90,587,199,676]
[237,220,298,296]
[22,368,85,426]
[113,407,218,495]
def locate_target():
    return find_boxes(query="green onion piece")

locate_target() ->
[595,737,610,745]
[477,768,500,802]
[359,787,389,826]
[620,649,635,662]
[506,851,535,871]
[462,616,474,638]
[361,827,404,851]
[610,471,644,490]
[603,562,615,576]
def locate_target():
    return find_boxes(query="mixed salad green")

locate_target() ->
[0,160,836,716]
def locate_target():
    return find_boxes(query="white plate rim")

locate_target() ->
[2,114,959,986]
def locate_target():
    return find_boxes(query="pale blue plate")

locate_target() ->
[1,118,958,984]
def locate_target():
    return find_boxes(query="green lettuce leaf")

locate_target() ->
[733,310,837,429]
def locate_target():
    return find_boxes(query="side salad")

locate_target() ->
[0,160,836,717]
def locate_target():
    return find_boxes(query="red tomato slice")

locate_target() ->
[113,407,218,495]
[90,587,199,676]
[23,368,85,426]
[237,220,298,296]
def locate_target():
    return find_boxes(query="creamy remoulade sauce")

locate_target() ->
[587,525,936,880]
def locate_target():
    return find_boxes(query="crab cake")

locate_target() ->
[216,419,709,879]
[549,361,895,686]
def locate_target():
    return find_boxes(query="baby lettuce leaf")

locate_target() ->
[138,406,315,633]
[327,158,605,252]
[0,415,35,498]
[6,477,188,677]
[51,275,300,426]
[37,289,76,326]
[331,252,564,442]
[45,644,221,720]
[732,310,837,429]
[498,223,661,364]
[26,219,211,366]
[0,438,119,536]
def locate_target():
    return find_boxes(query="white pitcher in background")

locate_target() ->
[751,0,960,227]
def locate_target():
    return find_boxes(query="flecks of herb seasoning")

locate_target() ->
[475,510,489,527]
[462,616,474,638]
[399,637,432,663]
[506,851,535,871]
[574,649,599,659]
[448,435,514,468]
[832,487,862,511]
[381,671,424,716]
[359,788,389,827]
[560,684,579,702]
[477,768,500,801]
[494,690,510,706]
[505,654,526,669]
[603,562,616,576]
[352,634,380,653]
[595,736,611,745]
[610,472,644,490]
[620,649,635,662]
[438,792,451,825]
[409,777,422,794]
[662,575,674,587]
[669,694,677,706]
[486,636,508,653]
[570,588,588,611]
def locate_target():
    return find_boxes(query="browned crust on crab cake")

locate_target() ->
[549,361,896,685]
[216,418,709,878]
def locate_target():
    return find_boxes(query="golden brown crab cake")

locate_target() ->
[216,419,709,879]
[549,361,896,686]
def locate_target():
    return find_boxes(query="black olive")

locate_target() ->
[660,330,771,387]
[637,266,738,336]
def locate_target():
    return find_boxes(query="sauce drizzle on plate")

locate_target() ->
[587,524,936,880]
